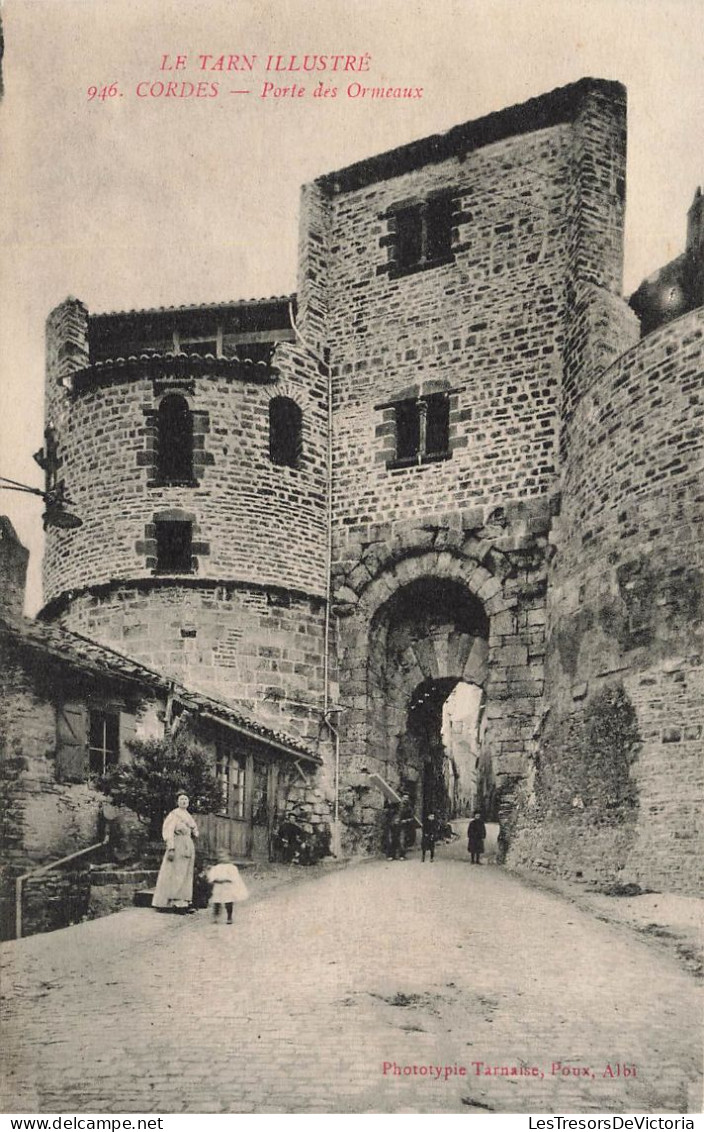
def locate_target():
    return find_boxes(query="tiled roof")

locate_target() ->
[71,352,280,392]
[0,612,321,764]
[317,78,624,195]
[91,296,295,320]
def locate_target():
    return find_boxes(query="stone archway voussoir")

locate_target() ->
[413,638,438,679]
[433,634,451,678]
[485,593,512,615]
[467,564,492,593]
[463,654,489,685]
[435,551,464,576]
[476,575,502,602]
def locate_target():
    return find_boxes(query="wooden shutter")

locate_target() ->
[56,703,88,783]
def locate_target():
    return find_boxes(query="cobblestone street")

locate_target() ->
[2,852,702,1115]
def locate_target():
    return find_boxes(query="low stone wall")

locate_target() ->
[21,869,92,938]
[87,867,158,920]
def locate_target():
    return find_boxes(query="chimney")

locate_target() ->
[686,188,704,308]
[686,187,703,255]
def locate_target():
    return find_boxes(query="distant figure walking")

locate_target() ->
[397,793,415,859]
[152,792,199,913]
[421,812,440,862]
[206,849,249,924]
[467,812,487,865]
[383,799,399,859]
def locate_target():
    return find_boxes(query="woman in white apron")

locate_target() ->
[152,793,198,913]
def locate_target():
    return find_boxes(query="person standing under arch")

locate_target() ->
[467,811,486,865]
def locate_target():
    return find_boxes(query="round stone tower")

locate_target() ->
[514,304,704,895]
[40,296,329,741]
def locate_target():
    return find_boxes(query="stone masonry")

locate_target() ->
[37,79,703,893]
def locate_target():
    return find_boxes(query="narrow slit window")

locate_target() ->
[395,399,421,460]
[269,397,302,468]
[395,206,424,272]
[157,394,194,483]
[425,394,450,456]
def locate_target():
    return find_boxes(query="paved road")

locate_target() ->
[1,852,701,1114]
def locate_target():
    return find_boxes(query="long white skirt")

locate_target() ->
[152,837,195,908]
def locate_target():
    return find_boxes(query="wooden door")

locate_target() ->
[198,813,249,861]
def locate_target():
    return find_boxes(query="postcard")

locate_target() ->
[0,0,702,1118]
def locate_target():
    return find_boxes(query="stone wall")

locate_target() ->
[43,319,328,603]
[32,82,702,894]
[331,504,552,851]
[0,634,163,938]
[323,81,628,532]
[57,582,328,742]
[42,301,330,741]
[0,518,29,617]
[315,81,631,848]
[509,307,704,894]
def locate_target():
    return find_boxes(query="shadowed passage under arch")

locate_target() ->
[366,576,491,824]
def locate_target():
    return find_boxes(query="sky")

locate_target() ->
[1,0,702,613]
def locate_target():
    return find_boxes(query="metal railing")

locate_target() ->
[14,836,109,939]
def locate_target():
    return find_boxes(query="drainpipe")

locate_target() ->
[15,837,109,940]
[288,304,341,850]
[322,343,333,715]
[323,710,342,857]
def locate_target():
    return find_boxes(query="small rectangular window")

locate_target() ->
[155,521,193,574]
[425,197,454,262]
[395,399,420,460]
[388,394,450,466]
[425,393,450,456]
[216,749,246,820]
[390,195,455,276]
[88,710,120,777]
[395,206,424,272]
[179,339,218,356]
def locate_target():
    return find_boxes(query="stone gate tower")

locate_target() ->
[319,79,635,849]
[39,79,704,891]
[41,295,330,747]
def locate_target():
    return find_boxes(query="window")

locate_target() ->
[236,343,275,365]
[425,394,450,456]
[155,520,193,573]
[178,338,218,357]
[157,394,194,483]
[392,196,455,275]
[88,710,120,776]
[269,397,302,468]
[216,749,246,820]
[395,399,421,461]
[251,760,269,827]
[390,394,450,466]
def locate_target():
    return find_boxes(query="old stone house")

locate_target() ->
[0,518,323,938]
[16,77,704,900]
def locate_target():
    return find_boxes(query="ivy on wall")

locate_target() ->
[0,725,27,862]
[536,681,641,815]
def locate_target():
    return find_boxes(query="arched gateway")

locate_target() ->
[367,577,489,823]
[334,545,545,855]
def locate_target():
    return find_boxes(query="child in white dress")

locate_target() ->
[206,849,249,924]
